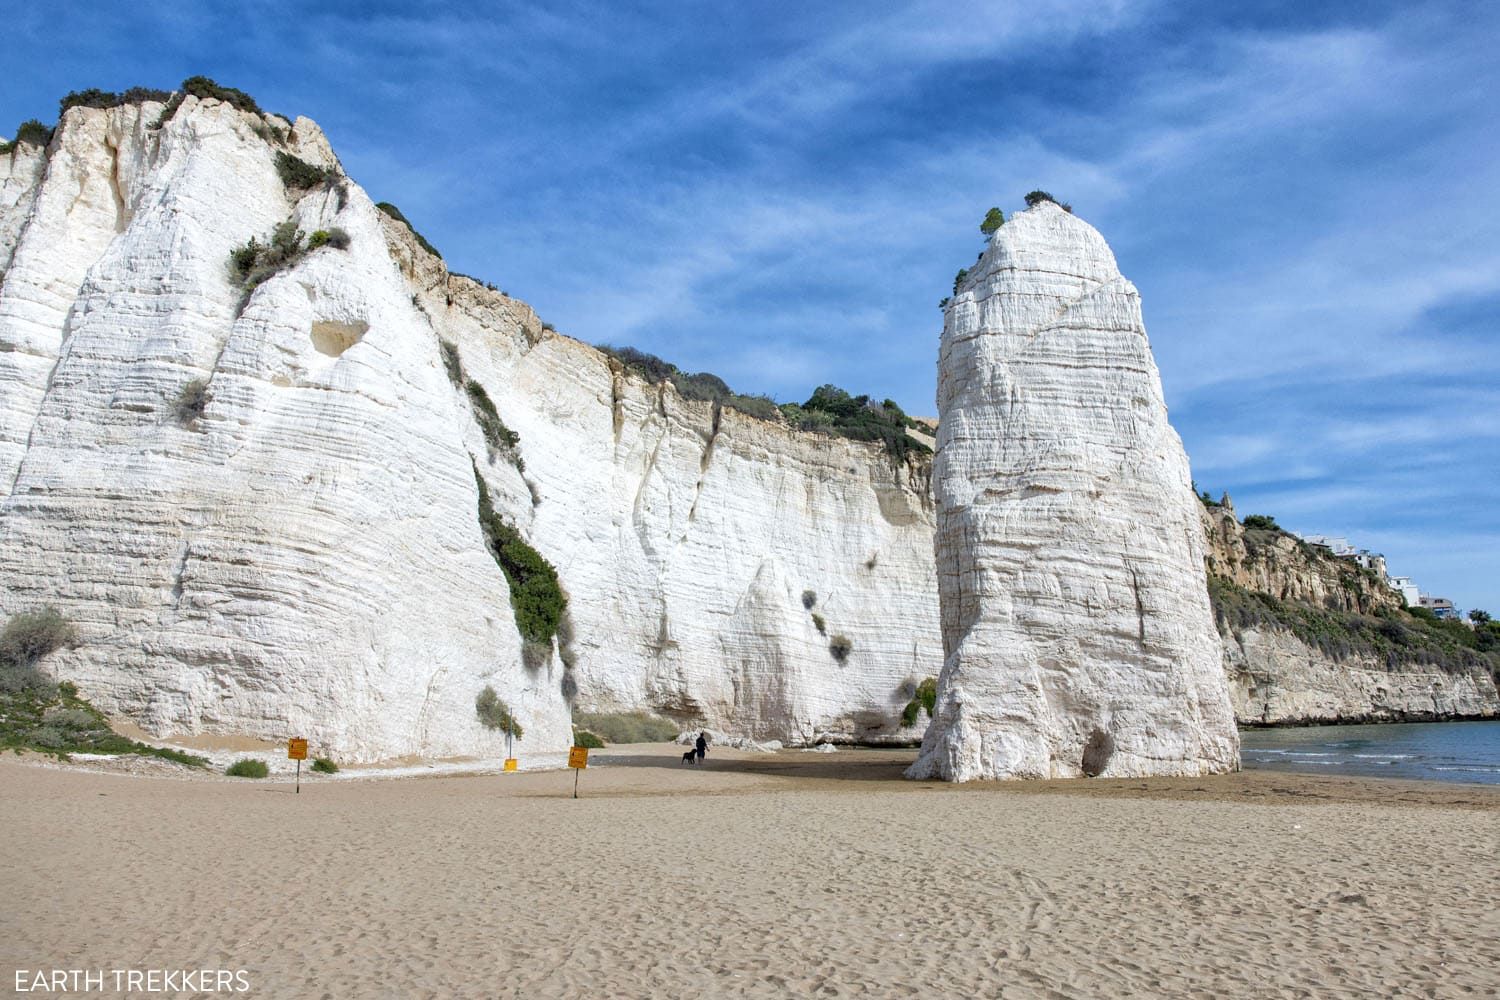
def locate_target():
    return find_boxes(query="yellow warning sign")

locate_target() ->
[503,758,518,772]
[568,746,589,769]
[287,738,308,761]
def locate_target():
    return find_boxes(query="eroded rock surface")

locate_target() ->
[0,96,941,760]
[910,203,1239,781]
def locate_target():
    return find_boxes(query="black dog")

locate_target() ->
[681,749,697,765]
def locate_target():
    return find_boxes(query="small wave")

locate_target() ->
[1431,765,1500,773]
[1352,753,1414,760]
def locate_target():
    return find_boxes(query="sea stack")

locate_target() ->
[908,201,1239,781]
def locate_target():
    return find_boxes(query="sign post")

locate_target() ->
[567,745,589,798]
[288,737,308,794]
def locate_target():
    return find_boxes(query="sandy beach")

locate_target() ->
[2,747,1497,999]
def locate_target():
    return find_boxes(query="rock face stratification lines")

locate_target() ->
[909,202,1239,781]
[0,95,942,758]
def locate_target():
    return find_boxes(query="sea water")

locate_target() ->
[1239,719,1500,785]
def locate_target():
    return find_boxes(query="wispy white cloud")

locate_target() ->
[4,0,1496,609]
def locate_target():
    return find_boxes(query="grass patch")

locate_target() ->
[375,201,441,259]
[572,729,605,749]
[0,608,207,768]
[0,680,210,766]
[476,685,523,737]
[570,711,678,744]
[310,757,338,774]
[811,613,826,635]
[225,758,268,778]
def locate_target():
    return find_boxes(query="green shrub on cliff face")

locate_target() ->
[151,77,263,130]
[230,220,305,289]
[228,219,352,312]
[439,341,464,387]
[980,207,1005,235]
[180,76,261,114]
[275,151,336,190]
[0,608,75,679]
[375,202,442,259]
[571,711,677,744]
[0,605,208,766]
[1241,514,1280,531]
[465,380,520,456]
[307,228,350,250]
[476,685,523,737]
[473,466,565,647]
[1,120,53,155]
[1023,190,1072,212]
[598,345,674,383]
[829,634,853,662]
[59,88,173,116]
[173,378,211,425]
[782,385,931,464]
[901,677,938,727]
[595,345,783,424]
[1208,574,1500,677]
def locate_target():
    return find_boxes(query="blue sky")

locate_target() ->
[6,1,1498,613]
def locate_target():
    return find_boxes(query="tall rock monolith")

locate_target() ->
[908,201,1239,781]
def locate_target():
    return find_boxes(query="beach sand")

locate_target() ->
[2,746,1497,998]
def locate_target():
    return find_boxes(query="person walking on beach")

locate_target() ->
[695,731,708,764]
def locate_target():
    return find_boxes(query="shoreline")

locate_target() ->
[1236,712,1499,729]
[7,744,1498,809]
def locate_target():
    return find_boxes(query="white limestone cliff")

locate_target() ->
[396,241,941,748]
[909,202,1240,781]
[0,95,941,760]
[1225,626,1497,725]
[5,92,1479,767]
